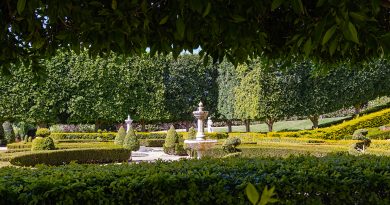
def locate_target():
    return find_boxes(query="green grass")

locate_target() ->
[212,116,349,132]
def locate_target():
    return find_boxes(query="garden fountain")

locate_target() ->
[184,102,217,159]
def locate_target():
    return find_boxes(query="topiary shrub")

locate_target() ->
[3,121,15,144]
[36,128,51,138]
[222,137,242,153]
[352,129,371,152]
[188,126,196,139]
[114,126,126,145]
[163,125,179,155]
[31,137,56,151]
[123,127,140,151]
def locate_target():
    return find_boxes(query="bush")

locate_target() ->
[140,139,165,147]
[49,124,95,133]
[31,137,56,151]
[205,132,229,139]
[50,132,116,140]
[188,126,196,139]
[2,121,15,144]
[36,128,51,138]
[163,125,179,155]
[4,154,390,204]
[114,126,126,145]
[352,129,369,140]
[123,127,140,151]
[7,143,32,150]
[222,137,242,153]
[269,108,390,140]
[136,132,166,139]
[228,132,266,143]
[9,148,131,166]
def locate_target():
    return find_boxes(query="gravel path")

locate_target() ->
[131,147,188,162]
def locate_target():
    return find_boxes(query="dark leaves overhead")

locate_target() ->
[0,0,389,71]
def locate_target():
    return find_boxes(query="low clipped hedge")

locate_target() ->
[269,108,390,140]
[7,143,32,150]
[9,148,131,166]
[228,132,266,143]
[136,132,166,139]
[50,132,117,140]
[140,139,165,147]
[2,154,390,204]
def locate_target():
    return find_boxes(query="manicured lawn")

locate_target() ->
[212,116,348,132]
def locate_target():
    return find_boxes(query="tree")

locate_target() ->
[217,61,239,132]
[1,1,389,71]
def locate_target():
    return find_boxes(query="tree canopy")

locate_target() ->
[1,0,389,72]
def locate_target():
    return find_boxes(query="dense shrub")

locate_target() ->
[136,132,166,139]
[205,132,229,139]
[140,139,165,147]
[2,121,15,144]
[222,137,242,153]
[369,131,390,140]
[269,108,390,140]
[3,154,390,204]
[114,126,126,145]
[35,128,51,138]
[228,132,266,143]
[352,129,369,140]
[163,125,179,154]
[123,127,140,151]
[49,124,95,133]
[188,126,196,139]
[9,148,131,166]
[31,137,56,151]
[7,143,32,150]
[50,132,116,140]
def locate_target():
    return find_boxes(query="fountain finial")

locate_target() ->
[199,101,203,107]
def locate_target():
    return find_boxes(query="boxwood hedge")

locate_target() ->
[9,148,131,166]
[1,154,390,204]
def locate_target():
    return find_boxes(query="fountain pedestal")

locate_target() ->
[125,115,133,133]
[184,102,217,159]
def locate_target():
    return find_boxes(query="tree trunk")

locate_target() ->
[227,120,232,133]
[354,104,362,116]
[265,118,274,132]
[141,120,146,132]
[185,121,190,132]
[95,121,102,132]
[244,119,250,132]
[309,115,319,129]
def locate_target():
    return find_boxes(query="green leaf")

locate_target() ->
[329,38,338,56]
[271,0,284,11]
[322,25,337,45]
[159,16,169,25]
[291,0,304,14]
[316,0,326,7]
[348,22,359,44]
[176,18,185,40]
[259,186,278,205]
[202,3,211,17]
[246,183,259,205]
[231,15,246,23]
[303,38,312,57]
[17,0,26,15]
[350,12,366,21]
[112,0,117,10]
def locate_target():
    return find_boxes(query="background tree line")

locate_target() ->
[0,51,389,135]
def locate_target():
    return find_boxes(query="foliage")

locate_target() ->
[2,121,15,144]
[0,122,4,145]
[1,0,389,71]
[114,126,126,145]
[31,137,55,151]
[352,129,369,140]
[163,125,179,154]
[269,108,390,140]
[188,126,196,140]
[35,128,51,138]
[49,124,95,133]
[123,128,140,151]
[246,183,278,205]
[10,148,131,166]
[50,133,116,140]
[3,154,390,204]
[222,137,242,153]
[140,139,165,147]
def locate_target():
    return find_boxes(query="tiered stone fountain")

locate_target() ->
[184,102,217,159]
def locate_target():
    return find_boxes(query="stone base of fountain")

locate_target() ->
[184,139,217,159]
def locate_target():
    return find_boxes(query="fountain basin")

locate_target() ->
[184,139,217,159]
